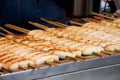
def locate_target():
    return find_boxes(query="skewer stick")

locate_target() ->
[92,12,114,20]
[28,21,48,30]
[0,27,13,34]
[93,52,103,57]
[85,18,100,23]
[70,21,83,26]
[93,16,104,20]
[45,62,58,67]
[28,64,37,69]
[28,64,40,69]
[54,22,68,27]
[19,66,27,70]
[4,24,29,34]
[93,16,112,22]
[0,27,15,39]
[102,51,113,56]
[0,32,6,36]
[82,18,91,22]
[77,56,87,59]
[0,27,16,42]
[83,18,95,22]
[76,58,85,62]
[66,56,77,61]
[54,60,61,63]
[40,18,66,28]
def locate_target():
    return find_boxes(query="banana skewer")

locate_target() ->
[0,51,35,72]
[0,36,59,68]
[5,24,105,57]
[93,16,105,20]
[91,12,120,28]
[71,19,120,38]
[7,34,82,60]
[28,21,118,54]
[0,27,86,62]
[47,18,120,43]
[91,12,114,20]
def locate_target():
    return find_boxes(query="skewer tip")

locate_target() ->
[93,52,103,57]
[45,62,58,67]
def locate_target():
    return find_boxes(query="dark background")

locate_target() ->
[0,0,65,29]
[0,0,101,29]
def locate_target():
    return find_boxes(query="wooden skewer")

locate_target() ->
[82,18,91,22]
[0,28,15,39]
[54,60,61,63]
[77,56,86,59]
[40,18,66,28]
[93,16,112,22]
[42,18,68,28]
[0,27,13,34]
[28,64,38,69]
[102,51,113,56]
[93,16,105,20]
[93,16,112,23]
[70,21,83,26]
[0,28,16,43]
[30,65,41,69]
[76,58,85,62]
[0,32,6,36]
[85,18,100,23]
[93,52,103,57]
[66,56,78,62]
[19,66,27,70]
[84,17,102,23]
[45,62,58,67]
[28,21,48,30]
[0,25,24,40]
[92,12,114,20]
[54,22,68,28]
[4,24,29,34]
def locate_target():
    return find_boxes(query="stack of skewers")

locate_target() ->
[0,12,119,75]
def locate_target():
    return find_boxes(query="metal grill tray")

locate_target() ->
[0,54,120,80]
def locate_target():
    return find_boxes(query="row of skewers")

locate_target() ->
[0,12,119,74]
[88,12,120,28]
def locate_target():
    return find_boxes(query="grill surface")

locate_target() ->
[0,54,120,80]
